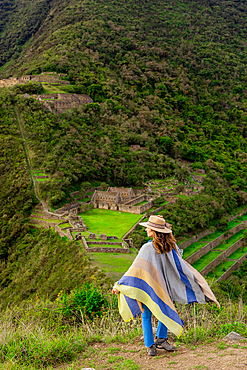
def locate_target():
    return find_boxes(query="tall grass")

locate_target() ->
[0,295,246,369]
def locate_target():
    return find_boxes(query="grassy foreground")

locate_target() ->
[0,295,246,370]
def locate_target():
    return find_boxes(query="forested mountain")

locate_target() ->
[0,0,247,297]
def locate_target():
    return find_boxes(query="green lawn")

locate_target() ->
[36,178,49,182]
[79,209,142,239]
[89,251,137,281]
[34,172,46,176]
[192,250,222,271]
[59,222,71,228]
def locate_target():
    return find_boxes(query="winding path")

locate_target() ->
[15,107,48,211]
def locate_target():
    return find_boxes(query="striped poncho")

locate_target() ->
[114,242,219,337]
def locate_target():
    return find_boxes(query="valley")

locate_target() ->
[0,0,247,368]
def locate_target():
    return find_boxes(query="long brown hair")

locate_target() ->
[152,230,176,254]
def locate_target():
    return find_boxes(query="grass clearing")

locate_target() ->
[79,209,142,239]
[89,251,137,280]
[42,84,67,94]
[59,222,71,228]
[36,178,49,182]
[34,172,46,176]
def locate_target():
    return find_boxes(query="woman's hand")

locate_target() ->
[112,288,119,295]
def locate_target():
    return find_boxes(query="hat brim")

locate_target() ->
[139,222,172,233]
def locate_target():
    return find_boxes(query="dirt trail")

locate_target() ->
[56,337,247,370]
[15,107,48,211]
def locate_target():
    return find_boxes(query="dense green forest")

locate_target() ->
[0,1,247,368]
[0,0,247,301]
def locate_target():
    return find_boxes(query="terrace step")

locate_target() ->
[186,218,247,264]
[199,236,245,276]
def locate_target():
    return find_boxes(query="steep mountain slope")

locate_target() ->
[0,0,247,304]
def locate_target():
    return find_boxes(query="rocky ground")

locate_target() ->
[55,336,247,370]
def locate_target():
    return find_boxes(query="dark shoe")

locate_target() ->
[155,338,175,352]
[147,344,156,356]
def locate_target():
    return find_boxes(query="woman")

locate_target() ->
[112,215,220,356]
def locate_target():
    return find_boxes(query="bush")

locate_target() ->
[59,283,109,321]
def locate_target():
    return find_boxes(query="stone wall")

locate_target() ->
[87,241,123,246]
[228,209,247,222]
[66,229,73,241]
[54,202,82,214]
[180,209,247,250]
[55,225,67,238]
[38,93,57,100]
[81,236,129,253]
[217,252,247,282]
[200,237,245,276]
[118,199,153,214]
[40,93,93,114]
[123,194,146,206]
[139,200,154,213]
[179,228,215,250]
[186,220,247,264]
[43,210,66,220]
[86,247,129,253]
[0,74,70,88]
[123,213,147,239]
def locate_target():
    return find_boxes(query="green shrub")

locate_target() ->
[59,283,109,321]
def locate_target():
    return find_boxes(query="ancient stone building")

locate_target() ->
[0,73,70,88]
[42,93,93,113]
[91,190,123,210]
[91,187,154,214]
[107,187,136,202]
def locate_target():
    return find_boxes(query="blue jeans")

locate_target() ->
[141,304,168,347]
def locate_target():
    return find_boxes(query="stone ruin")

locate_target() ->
[91,187,136,211]
[0,73,70,88]
[41,93,93,113]
[91,187,155,214]
[130,144,146,151]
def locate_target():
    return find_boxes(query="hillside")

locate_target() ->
[0,0,247,368]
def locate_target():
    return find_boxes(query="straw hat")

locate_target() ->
[139,215,172,233]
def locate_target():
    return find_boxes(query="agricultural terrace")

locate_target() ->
[78,208,142,240]
[182,213,247,260]
[89,252,137,281]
